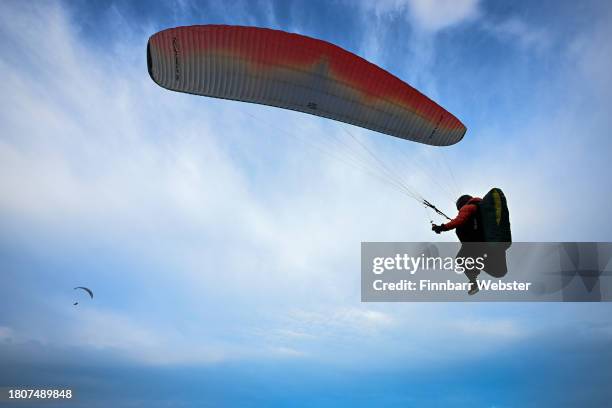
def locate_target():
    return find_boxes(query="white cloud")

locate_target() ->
[0,308,233,365]
[566,16,612,98]
[269,346,307,358]
[451,318,525,339]
[406,0,481,32]
[74,309,243,365]
[361,0,481,32]
[288,307,396,334]
[482,17,552,51]
[0,326,14,341]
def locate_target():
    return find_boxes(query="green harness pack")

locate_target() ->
[478,188,512,247]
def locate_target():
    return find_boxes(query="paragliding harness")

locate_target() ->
[424,188,511,246]
[477,188,512,248]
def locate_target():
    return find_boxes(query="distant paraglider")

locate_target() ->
[73,286,93,306]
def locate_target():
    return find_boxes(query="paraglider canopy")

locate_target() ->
[73,286,93,306]
[147,25,466,146]
[74,286,93,298]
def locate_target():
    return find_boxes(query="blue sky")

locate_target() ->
[1,0,612,406]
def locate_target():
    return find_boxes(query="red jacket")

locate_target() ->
[443,197,482,230]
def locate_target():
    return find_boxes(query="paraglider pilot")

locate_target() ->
[431,193,509,295]
[432,195,483,295]
[431,195,482,242]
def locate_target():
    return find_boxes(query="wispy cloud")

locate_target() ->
[361,0,481,33]
[406,0,481,32]
[482,17,552,51]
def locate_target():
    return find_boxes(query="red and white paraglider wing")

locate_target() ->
[147,25,466,146]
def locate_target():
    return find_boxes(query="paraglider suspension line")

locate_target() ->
[422,199,452,221]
